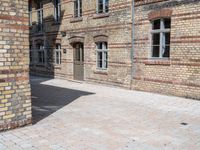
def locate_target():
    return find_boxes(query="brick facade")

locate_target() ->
[0,0,31,131]
[133,0,200,99]
[29,0,132,88]
[29,0,200,99]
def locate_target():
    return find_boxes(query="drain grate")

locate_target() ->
[180,122,188,126]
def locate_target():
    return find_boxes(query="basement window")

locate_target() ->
[96,42,108,70]
[151,18,171,58]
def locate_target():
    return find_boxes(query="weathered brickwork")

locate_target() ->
[132,0,200,99]
[0,0,31,131]
[29,0,132,88]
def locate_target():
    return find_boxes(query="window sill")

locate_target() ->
[94,69,108,75]
[54,65,61,69]
[144,59,170,66]
[70,17,83,23]
[93,13,109,19]
[52,22,61,26]
[36,64,45,67]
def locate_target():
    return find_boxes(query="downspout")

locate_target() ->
[130,0,135,90]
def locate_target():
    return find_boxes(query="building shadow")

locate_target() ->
[31,77,94,124]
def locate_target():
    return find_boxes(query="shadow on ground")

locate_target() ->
[31,77,94,124]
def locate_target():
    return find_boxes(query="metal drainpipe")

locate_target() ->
[130,0,135,90]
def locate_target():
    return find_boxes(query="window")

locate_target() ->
[37,2,43,32]
[54,0,61,22]
[151,18,171,58]
[37,44,45,64]
[97,0,109,14]
[29,2,32,26]
[96,42,108,69]
[29,44,33,63]
[74,0,82,18]
[55,44,62,65]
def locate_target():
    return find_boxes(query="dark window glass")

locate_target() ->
[153,19,160,30]
[152,46,160,57]
[165,32,170,45]
[153,33,160,45]
[164,18,171,29]
[97,52,103,68]
[163,46,170,58]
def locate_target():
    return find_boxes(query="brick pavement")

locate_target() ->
[0,76,199,150]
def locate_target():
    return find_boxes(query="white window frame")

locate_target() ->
[55,44,62,65]
[151,18,171,58]
[74,0,82,18]
[54,0,61,22]
[97,0,109,14]
[96,42,108,70]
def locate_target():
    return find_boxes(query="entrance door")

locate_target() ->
[74,43,84,81]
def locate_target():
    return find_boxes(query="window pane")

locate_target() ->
[152,33,160,45]
[164,32,170,45]
[76,48,80,61]
[105,0,109,13]
[104,52,108,68]
[56,51,59,64]
[164,18,171,29]
[153,19,160,30]
[97,52,103,68]
[104,42,108,49]
[97,42,103,49]
[163,46,170,58]
[152,46,160,57]
[98,0,104,13]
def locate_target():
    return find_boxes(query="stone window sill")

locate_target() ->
[70,17,83,23]
[93,13,109,19]
[144,59,170,66]
[54,65,61,69]
[94,70,108,75]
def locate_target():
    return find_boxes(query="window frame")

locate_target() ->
[74,0,82,18]
[96,42,108,70]
[37,2,43,32]
[54,0,61,22]
[55,44,62,65]
[97,0,109,14]
[151,18,171,59]
[37,44,45,64]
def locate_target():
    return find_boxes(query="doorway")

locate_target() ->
[74,43,84,81]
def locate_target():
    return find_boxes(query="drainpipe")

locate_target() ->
[130,0,135,90]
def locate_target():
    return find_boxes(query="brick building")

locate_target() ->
[0,0,31,131]
[29,0,200,99]
[133,0,200,99]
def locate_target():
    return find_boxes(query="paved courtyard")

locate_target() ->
[0,76,200,150]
